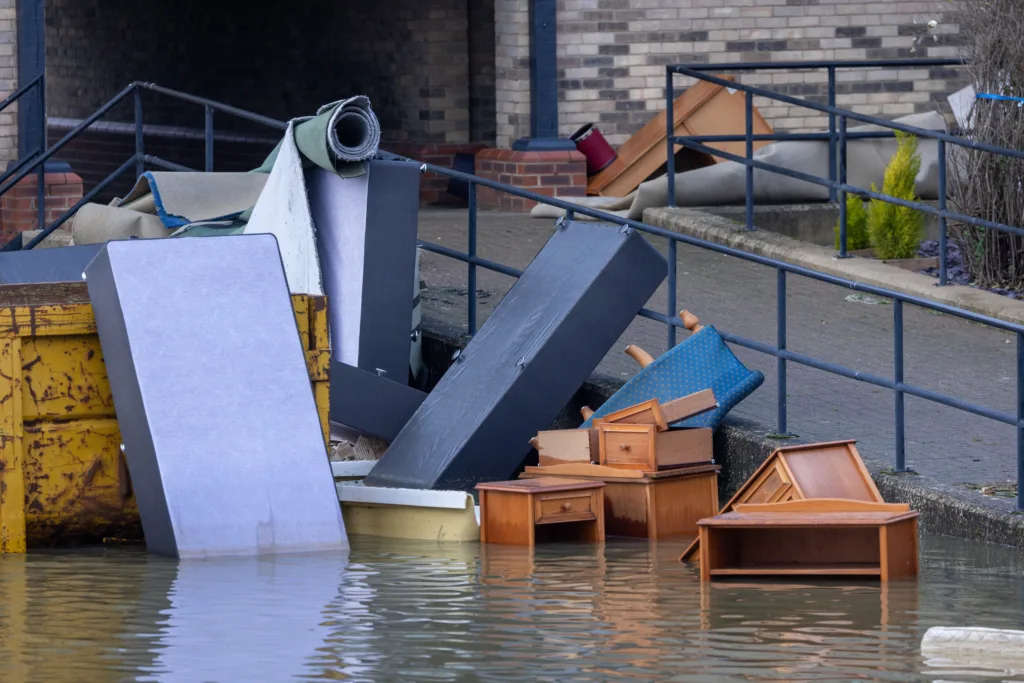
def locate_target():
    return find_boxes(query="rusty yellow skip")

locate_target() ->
[0,282,331,554]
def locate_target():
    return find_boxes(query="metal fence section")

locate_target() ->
[417,159,1024,511]
[0,80,287,252]
[2,71,1021,509]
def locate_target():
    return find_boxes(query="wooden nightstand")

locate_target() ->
[476,478,605,546]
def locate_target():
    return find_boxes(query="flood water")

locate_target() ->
[1,534,1022,682]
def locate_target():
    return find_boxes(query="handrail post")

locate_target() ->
[827,66,837,203]
[837,116,849,257]
[467,182,478,336]
[1018,331,1023,510]
[894,299,906,472]
[204,104,214,172]
[744,90,754,231]
[667,239,677,349]
[777,268,787,434]
[36,75,45,234]
[666,68,676,208]
[937,139,948,286]
[133,87,144,180]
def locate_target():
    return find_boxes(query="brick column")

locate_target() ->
[0,0,18,168]
[0,170,83,244]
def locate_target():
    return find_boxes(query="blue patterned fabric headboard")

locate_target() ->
[581,326,764,430]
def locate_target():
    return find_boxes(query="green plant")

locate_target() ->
[867,132,925,260]
[834,192,870,251]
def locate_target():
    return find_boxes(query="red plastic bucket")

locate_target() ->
[571,124,617,176]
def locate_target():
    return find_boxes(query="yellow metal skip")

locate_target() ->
[0,283,331,553]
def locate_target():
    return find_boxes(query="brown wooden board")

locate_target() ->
[534,429,598,466]
[600,399,669,430]
[680,440,884,562]
[661,389,718,424]
[587,76,774,197]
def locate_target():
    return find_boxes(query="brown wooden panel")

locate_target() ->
[650,473,719,538]
[535,429,594,466]
[654,428,713,468]
[601,399,668,430]
[781,444,879,501]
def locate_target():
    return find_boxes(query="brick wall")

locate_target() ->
[495,0,532,148]
[0,0,16,167]
[469,0,497,145]
[475,148,586,211]
[43,0,486,145]
[556,0,965,145]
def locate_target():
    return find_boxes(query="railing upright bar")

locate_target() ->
[827,66,837,203]
[837,116,849,257]
[467,182,478,336]
[36,74,46,233]
[205,104,214,172]
[667,239,677,349]
[777,268,788,435]
[745,91,754,231]
[894,299,906,472]
[1018,331,1024,510]
[666,69,676,208]
[938,139,948,286]
[134,87,144,180]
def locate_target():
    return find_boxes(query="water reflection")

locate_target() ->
[0,536,1021,682]
[140,551,349,682]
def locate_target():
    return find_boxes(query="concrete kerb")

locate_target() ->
[421,322,1024,549]
[644,207,1024,328]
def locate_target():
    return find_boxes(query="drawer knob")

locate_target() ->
[561,502,572,511]
[619,444,630,451]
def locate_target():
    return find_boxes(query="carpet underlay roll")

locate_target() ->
[531,111,951,222]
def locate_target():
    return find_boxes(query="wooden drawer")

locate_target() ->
[599,424,657,470]
[534,491,598,525]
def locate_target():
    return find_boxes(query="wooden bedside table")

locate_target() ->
[476,478,605,546]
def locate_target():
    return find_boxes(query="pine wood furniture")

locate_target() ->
[587,77,774,197]
[521,463,719,539]
[476,478,605,546]
[697,499,919,581]
[680,440,883,562]
[532,429,599,466]
[598,423,713,471]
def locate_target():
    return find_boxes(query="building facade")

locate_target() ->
[0,0,962,215]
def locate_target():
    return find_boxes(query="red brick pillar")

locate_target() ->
[0,171,84,244]
[474,149,586,212]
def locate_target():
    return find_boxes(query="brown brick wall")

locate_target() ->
[43,0,485,145]
[555,0,965,145]
[475,148,586,211]
[0,171,82,243]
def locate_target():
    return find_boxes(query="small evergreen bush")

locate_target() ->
[867,132,924,260]
[834,192,870,251]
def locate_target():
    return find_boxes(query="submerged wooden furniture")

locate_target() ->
[681,440,883,562]
[697,499,919,581]
[476,478,605,546]
[521,463,719,539]
[587,77,774,197]
[598,424,713,471]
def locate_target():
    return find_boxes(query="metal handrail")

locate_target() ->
[416,133,1024,510]
[2,81,288,252]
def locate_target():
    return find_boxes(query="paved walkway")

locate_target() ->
[417,208,1019,512]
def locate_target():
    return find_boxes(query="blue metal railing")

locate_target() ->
[419,161,1024,510]
[5,71,1021,508]
[0,80,286,252]
[0,74,47,240]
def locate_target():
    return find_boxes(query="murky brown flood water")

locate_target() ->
[0,533,1022,682]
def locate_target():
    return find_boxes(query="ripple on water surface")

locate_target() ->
[0,534,1021,682]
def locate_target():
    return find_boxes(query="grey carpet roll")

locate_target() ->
[322,96,381,163]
